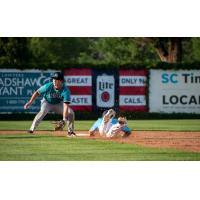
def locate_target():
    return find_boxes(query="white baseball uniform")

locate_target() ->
[99,111,125,138]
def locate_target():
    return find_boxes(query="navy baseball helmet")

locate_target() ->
[51,72,64,80]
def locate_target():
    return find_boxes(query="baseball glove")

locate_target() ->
[52,120,66,131]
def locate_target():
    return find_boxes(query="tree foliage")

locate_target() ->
[191,38,200,62]
[78,38,159,65]
[0,37,200,68]
[0,38,30,66]
[29,37,91,65]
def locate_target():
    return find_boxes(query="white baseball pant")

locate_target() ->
[30,98,74,132]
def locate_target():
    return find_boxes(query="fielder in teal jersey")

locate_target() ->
[38,82,70,105]
[24,72,75,137]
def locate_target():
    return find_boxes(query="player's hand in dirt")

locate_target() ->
[122,131,132,138]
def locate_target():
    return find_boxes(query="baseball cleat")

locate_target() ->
[67,131,76,137]
[89,130,96,137]
[27,130,34,134]
[107,109,116,118]
[103,109,116,123]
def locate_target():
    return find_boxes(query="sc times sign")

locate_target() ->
[162,72,200,84]
[0,69,56,113]
[149,70,200,113]
[161,73,178,83]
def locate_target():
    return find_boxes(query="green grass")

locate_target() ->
[0,119,200,131]
[0,134,200,161]
[0,120,200,160]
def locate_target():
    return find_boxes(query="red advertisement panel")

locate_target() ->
[119,69,147,112]
[64,68,92,111]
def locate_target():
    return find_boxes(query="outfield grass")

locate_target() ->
[0,119,200,131]
[0,134,200,161]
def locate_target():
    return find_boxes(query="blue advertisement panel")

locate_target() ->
[0,69,56,113]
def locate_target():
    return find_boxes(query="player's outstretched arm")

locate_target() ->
[24,91,40,109]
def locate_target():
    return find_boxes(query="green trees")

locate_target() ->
[0,38,30,66]
[136,38,183,63]
[0,37,200,67]
[78,38,159,65]
[191,38,200,62]
[29,38,90,65]
[78,38,138,64]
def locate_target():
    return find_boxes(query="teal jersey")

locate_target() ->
[37,82,71,104]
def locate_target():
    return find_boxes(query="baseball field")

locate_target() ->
[0,119,200,160]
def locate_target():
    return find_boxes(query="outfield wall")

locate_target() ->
[0,68,199,114]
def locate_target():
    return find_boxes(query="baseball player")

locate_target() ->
[24,71,76,137]
[89,109,131,138]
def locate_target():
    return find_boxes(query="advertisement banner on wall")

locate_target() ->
[96,74,115,107]
[0,68,149,113]
[119,69,147,111]
[64,68,92,111]
[93,69,118,111]
[149,70,200,113]
[0,69,56,113]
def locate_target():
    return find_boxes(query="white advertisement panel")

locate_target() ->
[96,74,115,107]
[70,95,92,106]
[65,76,92,86]
[119,76,146,86]
[119,95,146,106]
[149,70,200,113]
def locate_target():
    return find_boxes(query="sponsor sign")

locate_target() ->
[119,95,146,106]
[120,76,146,86]
[65,76,92,86]
[0,69,55,113]
[71,95,92,105]
[149,70,200,113]
[96,74,115,107]
[64,68,92,111]
[119,69,147,111]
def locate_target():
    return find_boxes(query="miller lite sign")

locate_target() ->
[96,74,115,107]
